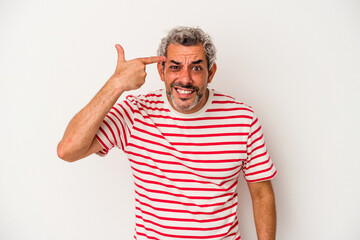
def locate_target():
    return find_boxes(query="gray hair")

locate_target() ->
[157,26,217,70]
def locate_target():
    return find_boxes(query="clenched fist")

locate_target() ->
[111,44,166,91]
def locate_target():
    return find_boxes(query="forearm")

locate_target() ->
[252,190,276,240]
[57,76,125,161]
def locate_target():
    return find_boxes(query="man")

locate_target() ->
[58,26,277,240]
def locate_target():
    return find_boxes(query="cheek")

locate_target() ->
[163,70,172,79]
[197,74,210,87]
[163,76,174,89]
[164,73,178,85]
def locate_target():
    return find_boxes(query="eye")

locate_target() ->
[192,66,202,71]
[169,65,180,70]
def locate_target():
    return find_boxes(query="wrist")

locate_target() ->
[106,75,127,96]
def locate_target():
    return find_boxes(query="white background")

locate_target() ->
[1,0,359,239]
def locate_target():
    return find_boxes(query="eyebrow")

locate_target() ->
[169,59,204,65]
[170,60,181,65]
[192,60,203,64]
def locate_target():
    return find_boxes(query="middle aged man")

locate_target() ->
[58,26,277,240]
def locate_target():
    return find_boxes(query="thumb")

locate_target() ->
[115,44,125,65]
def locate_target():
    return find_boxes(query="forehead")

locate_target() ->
[166,43,207,62]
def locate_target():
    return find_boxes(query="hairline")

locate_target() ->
[157,27,216,71]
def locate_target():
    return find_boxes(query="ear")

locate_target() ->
[157,62,165,82]
[207,63,217,84]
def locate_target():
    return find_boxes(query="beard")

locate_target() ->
[166,81,205,112]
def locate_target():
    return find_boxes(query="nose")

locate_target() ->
[178,68,191,83]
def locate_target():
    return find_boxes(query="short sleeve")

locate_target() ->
[95,98,135,156]
[243,113,277,182]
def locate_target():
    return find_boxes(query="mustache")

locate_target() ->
[170,82,199,92]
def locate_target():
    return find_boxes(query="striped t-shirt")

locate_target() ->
[95,88,277,240]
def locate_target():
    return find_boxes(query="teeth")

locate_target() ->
[177,89,193,94]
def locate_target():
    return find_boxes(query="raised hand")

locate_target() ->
[111,44,166,91]
[57,44,166,162]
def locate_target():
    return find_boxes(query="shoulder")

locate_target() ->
[123,89,164,105]
[118,89,166,114]
[211,89,254,115]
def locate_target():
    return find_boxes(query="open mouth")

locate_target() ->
[170,82,199,100]
[175,87,195,95]
[174,87,196,99]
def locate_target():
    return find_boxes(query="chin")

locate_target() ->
[167,88,205,113]
[172,98,199,112]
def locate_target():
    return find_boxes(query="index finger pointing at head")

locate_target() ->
[139,56,166,65]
